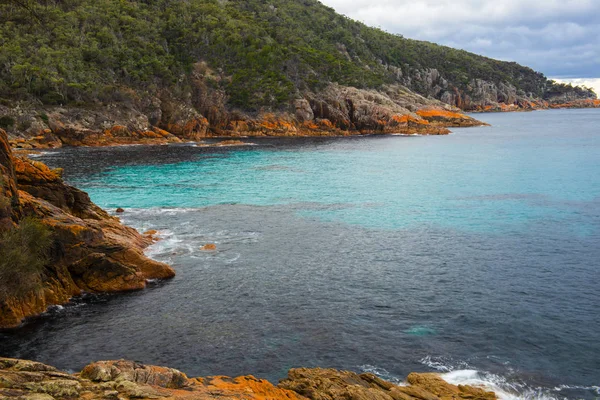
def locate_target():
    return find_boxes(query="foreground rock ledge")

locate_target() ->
[0,358,497,400]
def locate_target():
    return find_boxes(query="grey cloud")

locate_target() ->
[320,0,600,79]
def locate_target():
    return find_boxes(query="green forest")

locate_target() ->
[0,0,594,110]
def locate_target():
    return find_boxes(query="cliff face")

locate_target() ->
[3,83,486,148]
[0,0,594,147]
[0,129,175,328]
[0,357,498,400]
[391,67,598,112]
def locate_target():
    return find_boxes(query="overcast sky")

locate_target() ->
[319,0,600,93]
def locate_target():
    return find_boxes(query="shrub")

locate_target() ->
[0,217,52,301]
[0,116,15,129]
[0,176,9,210]
[0,193,8,210]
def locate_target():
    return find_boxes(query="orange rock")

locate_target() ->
[207,376,303,400]
[280,368,497,400]
[0,358,501,400]
[216,140,248,146]
[116,207,125,213]
[0,131,175,328]
[416,108,487,127]
[200,243,217,251]
[144,229,158,235]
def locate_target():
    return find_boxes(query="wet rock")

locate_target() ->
[279,368,497,400]
[200,243,217,251]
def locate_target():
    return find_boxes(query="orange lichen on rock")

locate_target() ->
[280,368,497,400]
[549,99,600,109]
[259,114,297,132]
[416,109,466,119]
[0,358,500,400]
[0,131,175,328]
[416,108,487,127]
[392,114,429,125]
[207,376,303,400]
[151,126,173,138]
[12,157,60,183]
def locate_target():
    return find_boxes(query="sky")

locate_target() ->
[319,0,600,94]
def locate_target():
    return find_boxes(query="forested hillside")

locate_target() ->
[1,0,595,111]
[0,0,596,144]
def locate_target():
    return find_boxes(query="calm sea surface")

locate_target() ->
[1,109,599,399]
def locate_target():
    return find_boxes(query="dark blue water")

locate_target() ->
[1,109,599,399]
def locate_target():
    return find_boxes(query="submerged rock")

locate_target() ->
[0,358,498,400]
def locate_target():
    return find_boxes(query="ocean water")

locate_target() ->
[1,109,599,399]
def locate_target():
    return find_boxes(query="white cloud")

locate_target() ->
[319,0,600,80]
[552,78,600,95]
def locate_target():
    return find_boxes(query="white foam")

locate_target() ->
[553,385,600,395]
[419,357,573,400]
[441,369,562,400]
[28,151,54,158]
[359,364,405,385]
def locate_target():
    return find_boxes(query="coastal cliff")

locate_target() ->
[0,129,175,328]
[0,358,497,400]
[3,83,484,149]
[0,0,595,147]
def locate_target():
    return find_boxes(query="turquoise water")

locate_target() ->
[1,108,599,399]
[63,109,600,236]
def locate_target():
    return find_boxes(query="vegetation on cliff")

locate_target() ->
[0,217,51,301]
[0,129,175,328]
[0,0,595,114]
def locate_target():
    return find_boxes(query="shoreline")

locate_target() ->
[0,357,499,400]
[7,104,600,152]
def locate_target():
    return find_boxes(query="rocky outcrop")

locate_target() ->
[0,129,175,328]
[382,65,598,112]
[1,81,487,148]
[2,104,184,149]
[415,109,488,127]
[0,358,498,400]
[548,99,600,109]
[188,83,483,137]
[280,368,496,400]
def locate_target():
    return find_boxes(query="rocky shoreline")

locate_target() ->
[0,92,486,328]
[0,357,497,400]
[2,84,488,150]
[3,76,598,151]
[0,128,175,329]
